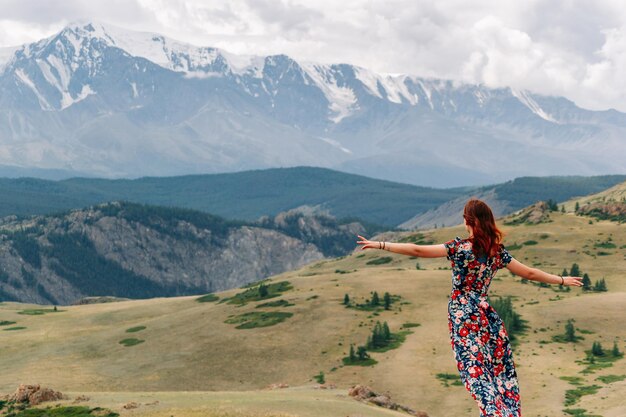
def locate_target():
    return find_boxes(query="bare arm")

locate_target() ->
[355,235,447,258]
[506,259,583,287]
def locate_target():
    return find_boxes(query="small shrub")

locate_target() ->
[224,311,293,329]
[564,385,601,406]
[596,374,626,384]
[255,299,294,308]
[125,326,146,333]
[196,293,219,303]
[436,372,463,387]
[17,308,63,315]
[366,256,393,265]
[2,326,26,331]
[119,338,144,347]
[222,281,293,305]
[559,376,584,386]
[314,371,325,384]
[563,408,602,416]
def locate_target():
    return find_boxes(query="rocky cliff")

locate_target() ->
[0,201,365,305]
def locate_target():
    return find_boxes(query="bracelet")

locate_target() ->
[379,241,382,249]
[383,241,386,250]
[559,275,564,285]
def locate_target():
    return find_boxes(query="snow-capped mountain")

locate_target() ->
[0,21,624,187]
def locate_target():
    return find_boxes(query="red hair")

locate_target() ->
[463,199,503,257]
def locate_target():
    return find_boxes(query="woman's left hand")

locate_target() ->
[356,235,378,250]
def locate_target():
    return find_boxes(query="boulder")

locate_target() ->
[6,384,64,405]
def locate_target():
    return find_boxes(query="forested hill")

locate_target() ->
[0,167,463,227]
[0,201,376,305]
[0,167,624,229]
[400,174,626,229]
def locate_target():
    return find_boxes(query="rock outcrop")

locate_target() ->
[504,201,552,225]
[5,384,64,405]
[348,384,428,416]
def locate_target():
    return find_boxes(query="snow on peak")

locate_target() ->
[511,89,558,123]
[353,67,420,106]
[57,21,265,77]
[301,63,358,123]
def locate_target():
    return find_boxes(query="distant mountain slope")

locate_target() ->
[0,201,373,305]
[0,167,464,226]
[0,21,625,186]
[399,174,626,229]
[564,179,626,222]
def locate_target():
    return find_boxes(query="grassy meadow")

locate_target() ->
[0,196,624,417]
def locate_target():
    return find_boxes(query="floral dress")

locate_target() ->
[444,236,521,417]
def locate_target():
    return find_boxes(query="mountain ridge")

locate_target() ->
[0,200,372,305]
[1,21,625,186]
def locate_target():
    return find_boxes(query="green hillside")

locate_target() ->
[491,175,626,210]
[1,200,624,417]
[0,168,624,227]
[0,167,463,226]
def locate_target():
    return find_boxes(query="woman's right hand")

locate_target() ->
[356,235,378,250]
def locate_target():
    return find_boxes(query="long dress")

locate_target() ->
[444,236,521,417]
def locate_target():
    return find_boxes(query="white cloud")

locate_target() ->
[3,0,626,111]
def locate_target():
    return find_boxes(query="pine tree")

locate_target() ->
[561,268,569,277]
[383,322,391,341]
[612,341,621,357]
[561,205,565,213]
[570,263,581,277]
[547,199,558,211]
[258,283,269,297]
[357,346,369,360]
[383,292,391,310]
[343,294,350,305]
[564,320,576,342]
[349,344,356,362]
[372,322,383,348]
[581,273,592,291]
[593,278,607,292]
[592,341,605,356]
[371,291,380,306]
[575,202,580,212]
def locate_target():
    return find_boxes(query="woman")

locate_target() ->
[356,199,582,417]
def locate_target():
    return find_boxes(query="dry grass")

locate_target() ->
[0,209,624,417]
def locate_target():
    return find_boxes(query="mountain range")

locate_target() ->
[1,21,625,187]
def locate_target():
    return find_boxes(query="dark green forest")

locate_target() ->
[0,167,620,227]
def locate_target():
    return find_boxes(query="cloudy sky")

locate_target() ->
[2,0,626,111]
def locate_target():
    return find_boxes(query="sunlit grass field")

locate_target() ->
[1,195,624,417]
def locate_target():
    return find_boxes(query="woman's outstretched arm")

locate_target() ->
[356,235,447,258]
[506,259,583,287]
